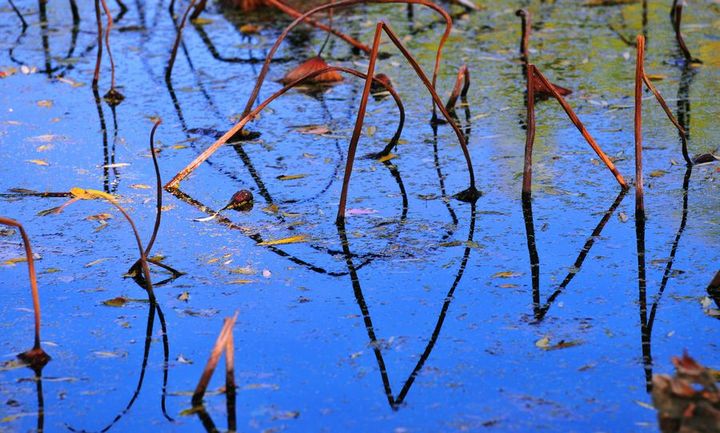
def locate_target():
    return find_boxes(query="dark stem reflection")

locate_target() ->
[66,298,173,432]
[336,200,476,409]
[522,190,627,323]
[637,166,693,391]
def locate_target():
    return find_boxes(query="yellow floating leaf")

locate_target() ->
[103,297,129,307]
[27,159,49,166]
[229,279,254,285]
[36,144,54,152]
[295,125,330,135]
[258,234,308,246]
[377,153,397,163]
[263,204,279,214]
[649,170,667,178]
[646,74,667,81]
[277,174,307,181]
[85,258,109,268]
[70,187,117,202]
[130,184,151,190]
[191,17,213,25]
[37,99,53,108]
[230,266,255,275]
[240,24,261,34]
[3,257,27,266]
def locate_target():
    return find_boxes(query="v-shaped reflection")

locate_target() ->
[522,190,627,323]
[636,166,693,391]
[336,200,476,409]
[67,298,173,432]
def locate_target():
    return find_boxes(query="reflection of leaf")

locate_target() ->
[229,279,254,285]
[492,271,521,278]
[258,235,308,246]
[649,170,667,178]
[377,153,397,163]
[536,335,582,351]
[295,125,330,135]
[93,351,128,358]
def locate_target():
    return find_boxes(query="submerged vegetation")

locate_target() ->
[1,0,719,431]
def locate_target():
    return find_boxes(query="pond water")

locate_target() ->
[1,1,719,432]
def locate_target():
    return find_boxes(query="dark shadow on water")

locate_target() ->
[336,200,476,409]
[521,190,627,323]
[66,297,173,432]
[637,166,693,392]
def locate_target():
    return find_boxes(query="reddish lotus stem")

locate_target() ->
[380,22,478,200]
[93,0,103,88]
[192,313,238,405]
[641,74,691,165]
[532,66,628,190]
[144,120,163,256]
[164,66,404,189]
[99,0,117,90]
[635,35,645,212]
[0,217,45,353]
[264,0,370,53]
[337,23,384,221]
[445,64,470,112]
[190,0,206,20]
[522,64,536,196]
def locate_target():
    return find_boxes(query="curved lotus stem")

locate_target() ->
[445,64,469,112]
[0,217,49,366]
[92,0,103,88]
[165,66,404,189]
[239,0,454,120]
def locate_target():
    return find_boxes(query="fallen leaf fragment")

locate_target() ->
[258,234,308,246]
